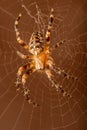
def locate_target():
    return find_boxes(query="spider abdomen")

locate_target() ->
[29,32,44,55]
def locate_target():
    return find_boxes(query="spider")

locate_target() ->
[14,8,77,107]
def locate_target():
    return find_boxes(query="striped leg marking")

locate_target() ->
[14,13,29,50]
[52,66,78,80]
[16,64,31,91]
[23,86,39,107]
[50,40,66,52]
[45,69,72,98]
[45,8,54,49]
[22,69,39,107]
[16,65,39,107]
[17,51,31,60]
[16,65,27,91]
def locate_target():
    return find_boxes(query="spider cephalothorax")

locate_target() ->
[14,8,77,107]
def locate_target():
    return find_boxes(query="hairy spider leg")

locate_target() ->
[17,51,32,60]
[16,64,30,90]
[16,63,38,107]
[14,13,29,50]
[50,40,66,52]
[45,8,54,50]
[22,69,39,107]
[16,63,32,93]
[52,66,78,80]
[45,69,72,98]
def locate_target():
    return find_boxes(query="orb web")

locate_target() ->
[0,0,87,130]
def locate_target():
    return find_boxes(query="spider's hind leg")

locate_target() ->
[16,64,39,107]
[51,66,78,80]
[16,64,29,91]
[45,69,72,98]
[22,69,39,107]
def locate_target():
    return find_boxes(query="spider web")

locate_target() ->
[0,0,87,130]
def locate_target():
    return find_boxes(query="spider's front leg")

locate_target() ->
[50,40,66,52]
[14,13,29,50]
[45,8,54,50]
[45,8,65,52]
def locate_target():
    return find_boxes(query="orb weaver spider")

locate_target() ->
[14,8,77,107]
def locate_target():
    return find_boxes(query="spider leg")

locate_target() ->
[51,66,78,80]
[45,69,72,98]
[16,63,30,91]
[16,63,39,107]
[44,8,54,50]
[21,68,33,85]
[14,13,29,50]
[21,69,39,107]
[17,51,32,60]
[50,40,66,52]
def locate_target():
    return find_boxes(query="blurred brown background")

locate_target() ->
[0,0,87,130]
